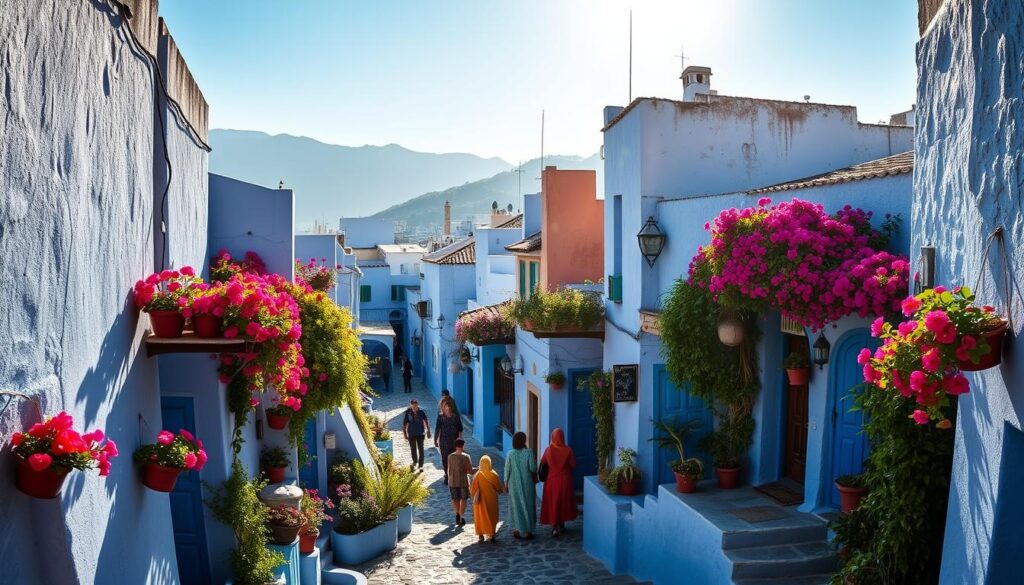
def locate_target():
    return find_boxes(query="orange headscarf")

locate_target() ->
[543,428,574,470]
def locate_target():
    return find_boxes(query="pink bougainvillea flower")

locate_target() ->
[183,452,198,469]
[857,348,872,365]
[178,428,194,442]
[82,429,105,444]
[50,412,75,431]
[912,410,930,425]
[195,450,208,471]
[944,374,970,395]
[223,326,239,339]
[103,440,118,458]
[180,266,195,277]
[921,347,942,372]
[870,317,884,337]
[28,453,53,471]
[156,431,175,445]
[901,296,921,316]
[924,310,950,334]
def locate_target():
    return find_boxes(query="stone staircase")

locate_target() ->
[724,514,836,585]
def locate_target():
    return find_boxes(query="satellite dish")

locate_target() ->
[491,201,498,210]
[506,203,513,212]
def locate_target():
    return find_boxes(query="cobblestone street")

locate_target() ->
[351,371,638,585]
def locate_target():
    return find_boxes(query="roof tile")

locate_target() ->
[505,231,542,253]
[747,151,913,194]
[421,237,476,265]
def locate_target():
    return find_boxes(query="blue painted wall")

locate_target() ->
[418,260,475,399]
[295,234,343,305]
[208,173,295,278]
[912,2,1024,583]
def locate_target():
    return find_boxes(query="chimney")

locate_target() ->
[681,65,712,102]
[443,201,451,236]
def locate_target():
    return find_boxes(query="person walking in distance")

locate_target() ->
[434,399,463,485]
[402,358,413,393]
[402,399,430,472]
[447,439,474,527]
[504,432,537,540]
[470,454,504,544]
[540,428,577,537]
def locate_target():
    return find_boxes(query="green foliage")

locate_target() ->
[577,370,614,473]
[544,371,566,385]
[504,288,604,331]
[351,455,430,520]
[830,387,955,585]
[328,452,365,503]
[659,279,760,469]
[783,352,809,369]
[366,414,392,442]
[650,418,705,479]
[835,473,865,488]
[333,496,384,535]
[260,446,289,469]
[205,460,284,585]
[602,447,642,492]
[282,284,372,459]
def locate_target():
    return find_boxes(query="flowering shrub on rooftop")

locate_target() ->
[455,306,515,345]
[689,198,908,331]
[11,411,119,476]
[860,286,1005,426]
[295,258,339,292]
[210,249,267,283]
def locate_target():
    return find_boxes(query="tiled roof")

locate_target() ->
[357,263,390,269]
[747,151,914,194]
[459,300,511,320]
[505,231,541,253]
[493,214,523,229]
[421,237,476,265]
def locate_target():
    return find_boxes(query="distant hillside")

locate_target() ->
[208,130,511,227]
[373,154,603,232]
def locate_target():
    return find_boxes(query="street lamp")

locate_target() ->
[637,216,667,267]
[812,331,831,370]
[499,354,523,375]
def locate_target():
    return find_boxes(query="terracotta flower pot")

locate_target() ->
[149,310,185,338]
[836,483,867,513]
[957,321,1009,372]
[716,466,741,490]
[674,472,698,494]
[786,368,810,386]
[142,463,183,492]
[268,517,306,545]
[299,528,319,554]
[265,465,286,484]
[192,314,223,338]
[549,382,564,390]
[618,477,640,496]
[16,457,70,499]
[266,411,290,430]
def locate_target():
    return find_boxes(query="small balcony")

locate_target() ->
[507,287,605,340]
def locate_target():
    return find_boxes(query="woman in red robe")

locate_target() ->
[539,428,577,537]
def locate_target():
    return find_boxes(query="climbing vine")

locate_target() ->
[577,370,614,473]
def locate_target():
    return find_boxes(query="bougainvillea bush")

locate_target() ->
[134,429,208,471]
[455,306,515,345]
[133,267,200,312]
[11,412,119,476]
[295,258,338,292]
[690,198,907,331]
[860,286,1005,426]
[210,249,267,283]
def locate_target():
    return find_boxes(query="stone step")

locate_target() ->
[727,541,837,580]
[734,574,833,585]
[321,560,368,585]
[721,522,828,550]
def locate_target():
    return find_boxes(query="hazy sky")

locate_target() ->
[160,1,919,163]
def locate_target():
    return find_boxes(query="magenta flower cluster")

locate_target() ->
[690,198,909,331]
[455,307,515,345]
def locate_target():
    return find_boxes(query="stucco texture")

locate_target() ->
[914,1,1024,583]
[0,2,184,584]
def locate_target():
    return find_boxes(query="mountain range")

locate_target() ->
[208,130,511,226]
[207,129,601,232]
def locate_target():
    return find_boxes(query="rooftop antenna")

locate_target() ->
[539,110,545,181]
[676,45,690,75]
[804,95,811,103]
[278,180,284,189]
[513,161,525,201]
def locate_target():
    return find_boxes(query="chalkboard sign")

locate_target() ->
[613,364,639,403]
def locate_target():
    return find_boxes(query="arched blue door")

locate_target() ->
[161,397,211,585]
[568,369,598,490]
[655,365,713,486]
[828,329,877,507]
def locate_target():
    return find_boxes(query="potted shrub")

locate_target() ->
[133,267,200,338]
[704,429,745,490]
[545,371,566,390]
[265,405,292,430]
[364,455,430,536]
[650,418,705,493]
[299,489,334,554]
[783,352,810,385]
[455,306,515,345]
[10,411,118,499]
[368,414,393,455]
[134,429,207,492]
[266,505,307,545]
[261,446,290,484]
[610,447,642,496]
[331,496,396,565]
[189,284,226,338]
[835,474,867,513]
[863,286,1009,426]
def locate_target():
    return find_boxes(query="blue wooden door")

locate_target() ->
[569,369,598,490]
[299,417,320,490]
[655,365,713,486]
[160,397,211,585]
[828,329,876,507]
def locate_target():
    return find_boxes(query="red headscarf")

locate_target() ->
[543,428,574,470]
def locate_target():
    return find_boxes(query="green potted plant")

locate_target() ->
[703,427,745,490]
[367,414,393,455]
[266,505,306,545]
[362,455,430,536]
[261,446,290,484]
[134,429,207,492]
[650,418,705,493]
[607,447,642,496]
[783,352,810,385]
[265,404,292,430]
[835,473,867,513]
[298,489,333,554]
[544,371,566,390]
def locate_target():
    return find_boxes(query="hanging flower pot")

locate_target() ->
[266,407,291,430]
[192,314,223,338]
[957,320,1008,372]
[16,457,70,499]
[149,310,185,338]
[786,368,810,385]
[544,372,566,390]
[142,463,183,492]
[299,527,319,554]
[717,314,744,347]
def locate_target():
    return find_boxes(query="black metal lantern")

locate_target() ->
[812,331,831,370]
[637,216,666,267]
[499,354,522,375]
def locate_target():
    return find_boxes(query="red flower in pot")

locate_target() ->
[11,411,118,499]
[133,266,200,338]
[134,429,207,492]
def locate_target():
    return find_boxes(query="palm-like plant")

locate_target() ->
[352,456,430,520]
[650,418,705,479]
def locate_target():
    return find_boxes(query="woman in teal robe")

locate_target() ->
[504,431,537,539]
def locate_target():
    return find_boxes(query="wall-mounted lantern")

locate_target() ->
[812,331,831,370]
[717,313,745,347]
[499,354,523,375]
[412,332,421,347]
[637,216,667,267]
